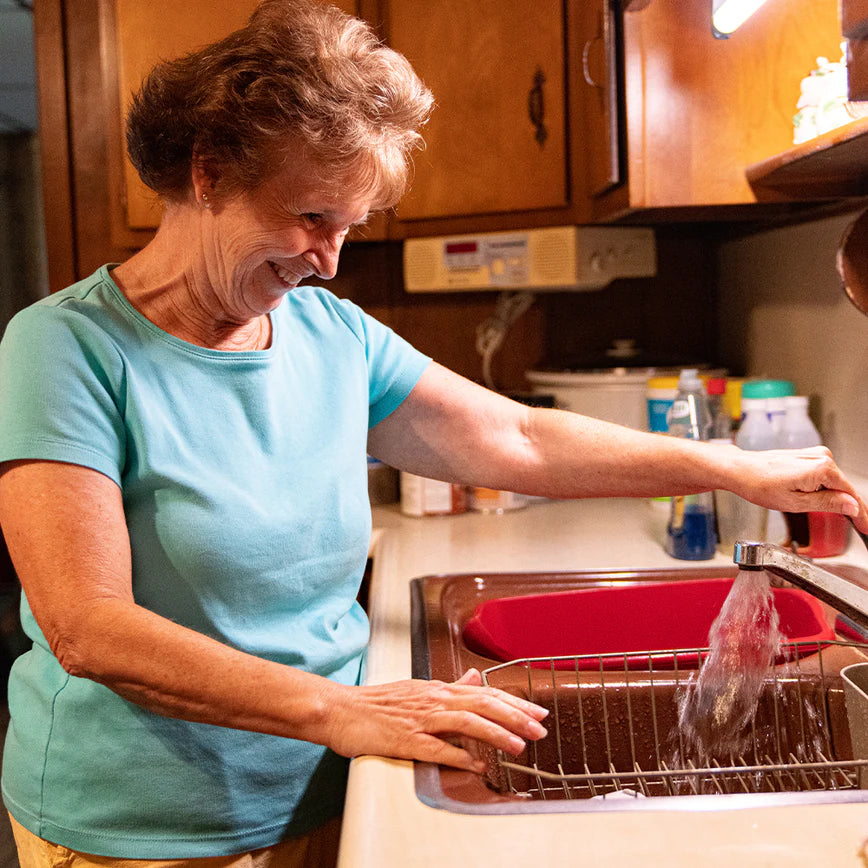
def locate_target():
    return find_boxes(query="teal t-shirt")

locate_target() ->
[0,265,430,858]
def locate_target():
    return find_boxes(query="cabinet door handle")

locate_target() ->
[582,38,603,88]
[527,67,548,147]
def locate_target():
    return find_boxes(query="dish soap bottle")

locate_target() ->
[665,369,716,560]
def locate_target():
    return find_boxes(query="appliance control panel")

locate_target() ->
[403,226,656,292]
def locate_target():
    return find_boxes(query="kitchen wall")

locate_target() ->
[716,211,868,475]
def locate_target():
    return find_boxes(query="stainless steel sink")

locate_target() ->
[410,565,868,814]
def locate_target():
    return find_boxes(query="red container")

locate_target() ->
[461,578,834,670]
[795,512,850,558]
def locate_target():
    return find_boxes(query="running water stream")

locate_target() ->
[676,569,785,759]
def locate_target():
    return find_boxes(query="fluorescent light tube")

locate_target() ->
[712,0,769,35]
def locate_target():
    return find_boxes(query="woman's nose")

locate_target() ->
[306,233,343,280]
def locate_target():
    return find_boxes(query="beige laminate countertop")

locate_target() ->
[339,495,868,867]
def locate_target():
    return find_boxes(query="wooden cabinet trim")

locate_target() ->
[33,0,77,292]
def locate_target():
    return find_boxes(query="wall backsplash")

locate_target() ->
[716,211,868,475]
[539,227,717,371]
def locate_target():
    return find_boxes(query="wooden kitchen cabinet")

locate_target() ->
[37,0,868,291]
[113,0,261,232]
[385,0,568,222]
[384,0,858,235]
[842,0,868,37]
[591,0,848,220]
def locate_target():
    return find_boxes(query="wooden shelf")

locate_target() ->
[747,116,868,200]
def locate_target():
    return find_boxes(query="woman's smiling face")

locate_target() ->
[197,160,372,319]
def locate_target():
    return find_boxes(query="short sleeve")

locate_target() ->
[0,304,127,484]
[327,295,431,428]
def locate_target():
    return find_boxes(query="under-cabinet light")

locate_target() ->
[712,0,769,37]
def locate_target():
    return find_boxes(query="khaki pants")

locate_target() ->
[9,814,341,868]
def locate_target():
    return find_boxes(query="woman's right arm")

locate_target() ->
[0,459,546,772]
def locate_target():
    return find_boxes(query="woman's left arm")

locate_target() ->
[368,363,868,530]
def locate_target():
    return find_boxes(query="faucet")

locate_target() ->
[733,540,868,631]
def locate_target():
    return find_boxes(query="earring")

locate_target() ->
[201,192,212,209]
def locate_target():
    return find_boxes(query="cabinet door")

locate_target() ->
[387,0,568,221]
[594,0,844,216]
[114,0,361,231]
[115,0,259,230]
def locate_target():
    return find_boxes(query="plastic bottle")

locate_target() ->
[740,381,794,545]
[778,396,821,449]
[727,397,776,544]
[664,369,716,560]
[741,379,795,444]
[736,397,776,451]
[665,369,712,440]
[724,378,745,436]
[779,396,849,557]
[706,377,732,440]
[767,395,789,445]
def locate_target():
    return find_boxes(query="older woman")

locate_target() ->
[0,1,863,865]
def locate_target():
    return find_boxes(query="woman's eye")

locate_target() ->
[301,213,324,227]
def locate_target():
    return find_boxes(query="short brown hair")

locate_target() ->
[125,0,433,208]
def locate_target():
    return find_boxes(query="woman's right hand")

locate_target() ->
[322,668,549,772]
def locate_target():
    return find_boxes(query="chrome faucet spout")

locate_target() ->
[732,540,868,630]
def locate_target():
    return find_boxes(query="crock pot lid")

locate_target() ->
[526,368,662,385]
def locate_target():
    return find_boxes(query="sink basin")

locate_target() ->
[410,565,868,814]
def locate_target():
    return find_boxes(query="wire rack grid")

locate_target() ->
[480,640,868,801]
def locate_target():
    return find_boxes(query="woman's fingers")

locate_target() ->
[324,677,549,771]
[423,709,531,756]
[738,447,863,516]
[452,672,549,720]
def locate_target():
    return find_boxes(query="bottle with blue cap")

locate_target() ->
[664,369,716,560]
[736,379,795,545]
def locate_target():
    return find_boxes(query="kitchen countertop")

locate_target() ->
[339,495,868,867]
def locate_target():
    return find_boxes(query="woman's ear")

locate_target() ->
[191,155,221,209]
